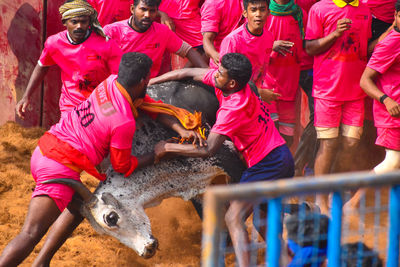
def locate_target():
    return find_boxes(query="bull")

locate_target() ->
[44,80,246,258]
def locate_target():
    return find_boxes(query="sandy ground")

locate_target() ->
[0,121,203,266]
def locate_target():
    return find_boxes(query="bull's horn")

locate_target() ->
[41,178,94,203]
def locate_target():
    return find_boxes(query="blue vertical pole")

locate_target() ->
[327,192,342,267]
[267,197,282,267]
[387,185,400,267]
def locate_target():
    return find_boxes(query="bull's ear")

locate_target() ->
[101,192,122,209]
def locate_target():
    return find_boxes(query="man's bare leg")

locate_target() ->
[32,195,84,267]
[225,201,254,267]
[344,149,400,212]
[0,196,60,267]
[314,138,339,214]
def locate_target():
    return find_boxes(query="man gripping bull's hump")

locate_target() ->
[152,53,294,267]
[0,52,205,267]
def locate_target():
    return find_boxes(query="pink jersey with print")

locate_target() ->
[362,0,396,24]
[159,0,203,47]
[39,31,122,113]
[217,23,274,87]
[201,0,244,51]
[87,0,131,26]
[48,75,135,167]
[306,1,371,101]
[367,30,400,128]
[203,69,285,168]
[265,10,306,100]
[104,20,184,78]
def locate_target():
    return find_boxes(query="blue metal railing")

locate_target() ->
[202,170,400,267]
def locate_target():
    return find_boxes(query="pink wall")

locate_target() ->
[0,0,63,128]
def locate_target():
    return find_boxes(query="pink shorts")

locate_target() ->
[173,17,203,47]
[376,128,400,151]
[314,98,365,128]
[30,146,81,211]
[266,100,296,136]
[266,100,296,124]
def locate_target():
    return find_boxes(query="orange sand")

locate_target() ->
[0,121,203,266]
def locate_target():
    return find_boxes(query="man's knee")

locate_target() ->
[318,138,340,153]
[341,136,360,151]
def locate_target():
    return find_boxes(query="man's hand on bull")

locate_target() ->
[177,129,207,147]
[154,140,168,164]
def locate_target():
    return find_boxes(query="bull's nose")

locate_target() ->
[142,238,158,259]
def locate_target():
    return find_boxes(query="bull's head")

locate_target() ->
[42,179,158,258]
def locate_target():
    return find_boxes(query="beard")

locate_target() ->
[133,16,152,32]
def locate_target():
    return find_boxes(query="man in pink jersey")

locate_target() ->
[104,0,207,79]
[153,53,294,267]
[0,52,203,266]
[346,0,400,211]
[15,0,123,120]
[265,0,306,147]
[201,0,244,65]
[218,0,282,105]
[305,0,371,213]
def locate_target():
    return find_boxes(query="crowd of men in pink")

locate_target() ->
[2,0,400,266]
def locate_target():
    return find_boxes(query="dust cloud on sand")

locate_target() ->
[0,121,202,267]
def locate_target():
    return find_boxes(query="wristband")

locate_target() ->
[379,94,389,104]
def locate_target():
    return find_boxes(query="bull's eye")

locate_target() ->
[104,211,119,227]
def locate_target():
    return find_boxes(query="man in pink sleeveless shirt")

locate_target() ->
[104,0,207,79]
[152,53,293,267]
[0,52,203,266]
[305,0,371,214]
[201,0,244,66]
[218,0,281,106]
[15,0,123,120]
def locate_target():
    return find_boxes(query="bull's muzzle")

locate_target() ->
[141,236,158,259]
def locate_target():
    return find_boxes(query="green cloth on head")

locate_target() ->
[269,0,305,39]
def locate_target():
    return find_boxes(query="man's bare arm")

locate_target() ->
[154,131,227,161]
[306,18,352,56]
[149,68,208,85]
[16,64,50,119]
[203,31,219,65]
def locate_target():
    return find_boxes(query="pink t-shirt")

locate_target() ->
[202,69,285,168]
[201,0,244,51]
[159,0,201,19]
[217,23,274,87]
[367,30,400,128]
[159,0,203,47]
[306,1,371,101]
[265,11,306,100]
[87,0,131,26]
[49,75,135,167]
[362,0,396,24]
[39,31,122,113]
[104,20,184,78]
